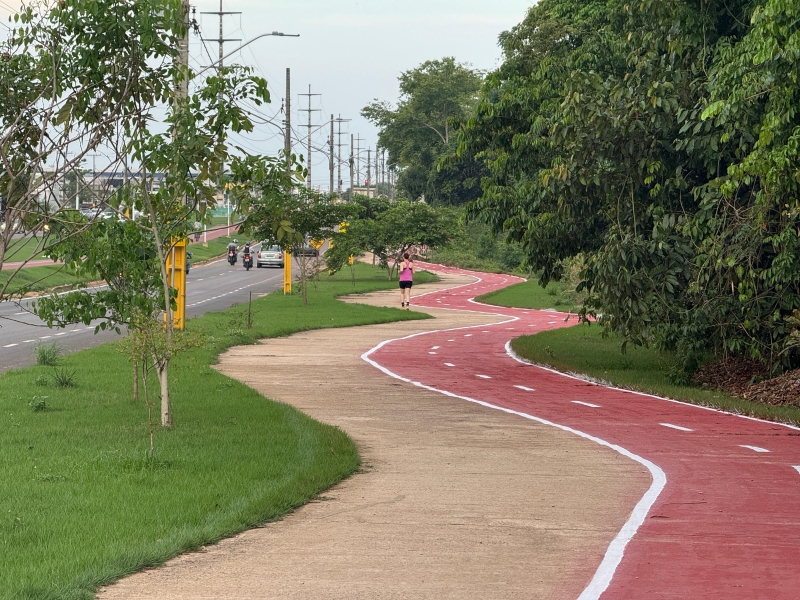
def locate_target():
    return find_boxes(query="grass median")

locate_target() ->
[476,278,581,313]
[480,285,800,426]
[0,263,437,599]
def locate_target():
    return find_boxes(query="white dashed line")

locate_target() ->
[429,352,437,355]
[431,346,440,350]
[660,423,693,432]
[3,343,18,348]
[23,339,35,343]
[444,363,455,367]
[514,385,535,392]
[39,335,51,339]
[55,332,67,336]
[573,401,601,408]
[475,374,491,379]
[548,321,557,324]
[464,334,472,337]
[740,445,770,453]
[794,466,800,476]
[448,339,455,342]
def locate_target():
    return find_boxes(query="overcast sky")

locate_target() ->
[1,0,535,191]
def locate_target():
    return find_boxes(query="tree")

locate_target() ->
[0,0,187,302]
[239,180,357,304]
[461,0,800,375]
[14,0,272,427]
[328,200,453,279]
[362,58,485,205]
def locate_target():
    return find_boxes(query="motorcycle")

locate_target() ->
[243,251,253,271]
[227,248,237,265]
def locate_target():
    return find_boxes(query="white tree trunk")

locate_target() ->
[158,360,171,428]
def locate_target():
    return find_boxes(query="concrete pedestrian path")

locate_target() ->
[98,271,647,599]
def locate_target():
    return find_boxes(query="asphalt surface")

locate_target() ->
[0,248,290,373]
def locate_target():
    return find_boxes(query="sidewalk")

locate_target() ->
[98,272,646,599]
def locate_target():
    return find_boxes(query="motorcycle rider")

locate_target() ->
[243,241,251,258]
[227,239,238,264]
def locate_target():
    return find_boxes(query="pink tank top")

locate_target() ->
[399,260,413,282]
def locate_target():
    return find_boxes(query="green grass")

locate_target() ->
[509,323,800,426]
[0,263,437,599]
[186,235,238,263]
[0,264,84,296]
[477,279,582,313]
[3,237,51,263]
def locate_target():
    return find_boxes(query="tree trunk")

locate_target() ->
[158,359,171,428]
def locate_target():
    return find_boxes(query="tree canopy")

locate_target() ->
[362,57,485,205]
[459,0,800,374]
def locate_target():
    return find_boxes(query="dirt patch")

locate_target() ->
[98,274,650,599]
[693,357,800,407]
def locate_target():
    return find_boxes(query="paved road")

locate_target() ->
[366,263,800,599]
[0,248,290,373]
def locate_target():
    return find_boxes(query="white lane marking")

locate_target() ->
[14,312,27,316]
[793,466,800,476]
[3,343,18,348]
[548,321,557,324]
[39,335,51,339]
[23,339,35,343]
[448,339,455,342]
[506,327,515,330]
[197,278,204,281]
[660,423,693,432]
[464,334,472,337]
[573,401,601,408]
[429,352,437,355]
[475,374,491,379]
[505,342,800,433]
[740,445,770,453]
[514,385,535,392]
[55,332,67,336]
[444,363,455,367]
[363,332,666,600]
[431,346,440,350]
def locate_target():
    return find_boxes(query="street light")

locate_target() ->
[194,31,300,78]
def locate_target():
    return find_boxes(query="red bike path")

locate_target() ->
[365,263,800,599]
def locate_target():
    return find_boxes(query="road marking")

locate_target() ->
[475,374,491,379]
[39,335,51,339]
[3,343,18,348]
[464,334,472,337]
[793,466,800,476]
[197,278,204,281]
[660,423,693,432]
[514,385,535,392]
[740,445,770,453]
[428,352,437,355]
[444,363,455,367]
[14,312,27,316]
[55,332,67,336]
[431,346,440,350]
[548,321,557,324]
[448,339,455,342]
[23,339,35,343]
[506,327,515,330]
[573,401,601,408]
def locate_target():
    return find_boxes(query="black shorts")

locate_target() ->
[399,280,413,289]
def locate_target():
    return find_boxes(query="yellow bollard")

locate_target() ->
[165,238,188,330]
[283,250,292,294]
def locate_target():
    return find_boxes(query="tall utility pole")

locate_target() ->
[200,1,241,95]
[334,115,351,196]
[354,134,366,185]
[177,1,190,102]
[374,148,379,197]
[366,148,371,196]
[349,134,354,200]
[298,85,321,187]
[329,114,334,195]
[284,68,291,175]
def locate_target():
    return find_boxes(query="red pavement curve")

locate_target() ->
[364,263,800,599]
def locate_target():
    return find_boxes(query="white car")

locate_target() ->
[257,244,284,268]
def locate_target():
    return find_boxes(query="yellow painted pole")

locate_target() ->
[165,238,187,330]
[283,250,292,294]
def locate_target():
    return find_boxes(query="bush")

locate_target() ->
[35,342,61,366]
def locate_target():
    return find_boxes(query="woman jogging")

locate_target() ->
[398,252,415,310]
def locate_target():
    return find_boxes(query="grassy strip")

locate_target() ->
[476,279,582,313]
[3,236,50,263]
[0,264,83,295]
[0,263,436,599]
[186,235,237,263]
[508,324,800,426]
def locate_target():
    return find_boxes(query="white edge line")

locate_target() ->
[505,341,800,433]
[793,466,800,475]
[362,330,666,600]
